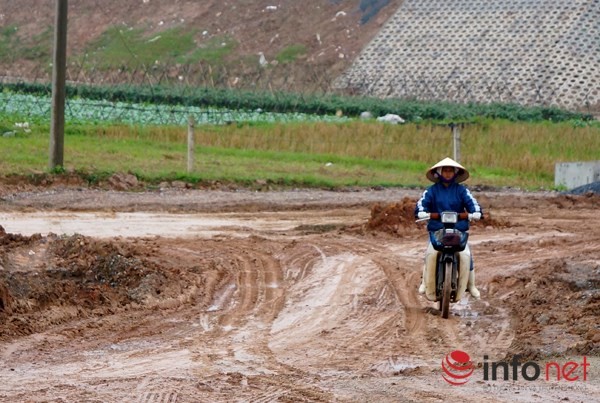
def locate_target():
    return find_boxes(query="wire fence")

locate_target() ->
[0,61,359,127]
[0,89,354,127]
[2,53,598,130]
[2,66,594,129]
[2,59,340,95]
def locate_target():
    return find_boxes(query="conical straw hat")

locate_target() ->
[426,157,470,183]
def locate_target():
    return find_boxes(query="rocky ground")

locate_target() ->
[0,181,598,402]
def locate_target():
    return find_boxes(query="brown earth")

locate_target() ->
[0,0,402,91]
[0,182,599,402]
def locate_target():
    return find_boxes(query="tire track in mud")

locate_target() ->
[211,245,285,326]
[179,241,288,375]
[360,236,516,367]
[357,239,433,346]
[368,242,464,364]
[275,237,410,374]
[95,239,323,403]
[114,232,515,396]
[173,230,517,374]
[192,241,337,401]
[270,237,407,374]
[2,193,599,402]
[371,251,425,336]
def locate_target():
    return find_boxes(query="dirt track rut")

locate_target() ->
[0,189,599,402]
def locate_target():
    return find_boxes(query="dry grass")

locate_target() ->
[3,119,598,188]
[95,120,598,177]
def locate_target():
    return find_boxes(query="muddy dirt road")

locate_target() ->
[0,186,598,402]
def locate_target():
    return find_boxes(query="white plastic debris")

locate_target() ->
[376,114,405,124]
[258,52,268,67]
[14,122,31,133]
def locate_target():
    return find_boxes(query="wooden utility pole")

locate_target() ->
[49,0,68,170]
[451,123,461,163]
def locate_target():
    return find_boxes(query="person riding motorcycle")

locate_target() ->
[414,157,482,299]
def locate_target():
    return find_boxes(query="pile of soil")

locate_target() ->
[366,196,511,235]
[489,258,600,359]
[366,197,419,235]
[0,232,207,341]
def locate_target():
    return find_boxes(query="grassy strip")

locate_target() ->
[0,119,598,190]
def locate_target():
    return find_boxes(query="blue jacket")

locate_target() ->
[415,182,482,232]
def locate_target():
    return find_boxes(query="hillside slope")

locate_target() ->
[0,0,401,92]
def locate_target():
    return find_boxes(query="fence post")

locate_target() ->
[452,123,461,163]
[187,115,195,173]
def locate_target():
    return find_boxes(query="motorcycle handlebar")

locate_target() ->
[429,212,469,220]
[416,212,477,223]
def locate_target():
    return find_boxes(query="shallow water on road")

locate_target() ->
[0,210,362,238]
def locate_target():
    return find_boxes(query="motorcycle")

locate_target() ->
[417,211,472,318]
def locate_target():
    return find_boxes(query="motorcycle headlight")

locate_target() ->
[441,211,458,224]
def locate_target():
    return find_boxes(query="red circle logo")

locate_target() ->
[442,350,474,385]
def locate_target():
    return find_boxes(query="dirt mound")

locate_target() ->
[0,232,207,341]
[551,192,600,208]
[473,212,512,229]
[488,258,600,360]
[366,197,419,235]
[366,197,511,234]
[0,225,41,246]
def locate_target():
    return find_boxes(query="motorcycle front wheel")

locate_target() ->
[440,260,452,318]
